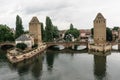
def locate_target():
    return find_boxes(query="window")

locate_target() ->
[96,21,98,23]
[104,21,105,23]
[99,21,100,23]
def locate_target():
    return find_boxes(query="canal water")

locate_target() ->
[0,49,120,80]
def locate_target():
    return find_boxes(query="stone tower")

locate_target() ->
[94,13,106,44]
[29,17,42,44]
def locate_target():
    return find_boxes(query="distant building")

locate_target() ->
[59,30,67,38]
[59,29,91,41]
[112,30,118,41]
[29,17,42,44]
[15,34,34,48]
[10,28,15,34]
[118,28,120,41]
[94,13,106,44]
[80,29,91,41]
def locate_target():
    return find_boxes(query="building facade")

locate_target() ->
[29,17,42,44]
[79,29,91,42]
[15,34,34,48]
[94,13,106,44]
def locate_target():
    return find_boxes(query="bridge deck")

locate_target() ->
[46,41,88,47]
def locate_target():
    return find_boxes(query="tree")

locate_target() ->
[32,43,38,48]
[45,16,54,42]
[24,30,29,34]
[106,27,113,41]
[70,23,74,30]
[91,27,113,41]
[64,24,79,41]
[91,28,94,38]
[112,26,119,31]
[53,26,59,39]
[15,15,24,38]
[45,16,59,42]
[16,43,27,50]
[0,24,14,42]
[41,22,46,41]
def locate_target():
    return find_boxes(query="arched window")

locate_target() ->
[96,21,98,23]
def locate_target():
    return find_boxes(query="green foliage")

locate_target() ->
[106,27,113,41]
[91,27,113,41]
[41,22,46,41]
[64,34,73,42]
[15,15,24,39]
[45,16,54,42]
[64,23,79,41]
[32,43,38,48]
[0,24,14,42]
[45,16,59,42]
[16,43,27,50]
[53,26,59,39]
[112,26,119,31]
[70,24,74,30]
[44,16,59,42]
[24,30,29,34]
[91,28,94,36]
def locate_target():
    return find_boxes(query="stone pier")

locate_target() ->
[88,43,112,53]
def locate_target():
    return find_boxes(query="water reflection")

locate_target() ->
[0,49,7,60]
[31,56,42,80]
[9,54,43,80]
[1,48,120,80]
[94,55,107,80]
[46,52,55,71]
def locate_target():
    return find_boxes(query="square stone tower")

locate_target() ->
[29,17,42,44]
[94,13,106,44]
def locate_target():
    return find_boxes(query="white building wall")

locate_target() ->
[15,40,33,48]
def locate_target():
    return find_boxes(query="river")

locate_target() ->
[0,48,120,80]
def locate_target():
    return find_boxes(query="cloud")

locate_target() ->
[22,1,71,15]
[0,0,120,30]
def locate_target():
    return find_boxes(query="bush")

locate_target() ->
[16,43,27,50]
[32,44,38,48]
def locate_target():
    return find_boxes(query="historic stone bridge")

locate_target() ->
[46,41,88,48]
[0,42,15,48]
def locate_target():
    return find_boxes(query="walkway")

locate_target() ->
[7,44,46,63]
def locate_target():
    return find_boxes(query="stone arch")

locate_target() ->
[47,44,65,49]
[0,43,15,50]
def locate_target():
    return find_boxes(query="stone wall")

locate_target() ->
[88,44,111,52]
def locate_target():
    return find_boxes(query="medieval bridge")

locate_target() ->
[0,41,120,50]
[0,41,88,48]
[46,41,88,48]
[0,42,15,48]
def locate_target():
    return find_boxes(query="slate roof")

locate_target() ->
[29,16,40,24]
[94,13,106,21]
[16,34,32,41]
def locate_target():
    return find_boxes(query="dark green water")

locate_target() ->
[0,49,120,80]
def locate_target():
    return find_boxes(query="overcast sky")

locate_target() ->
[0,0,120,30]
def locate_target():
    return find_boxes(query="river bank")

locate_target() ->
[7,43,46,63]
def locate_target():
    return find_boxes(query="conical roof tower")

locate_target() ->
[94,13,106,44]
[29,16,42,44]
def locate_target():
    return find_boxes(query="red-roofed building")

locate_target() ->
[80,29,91,41]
